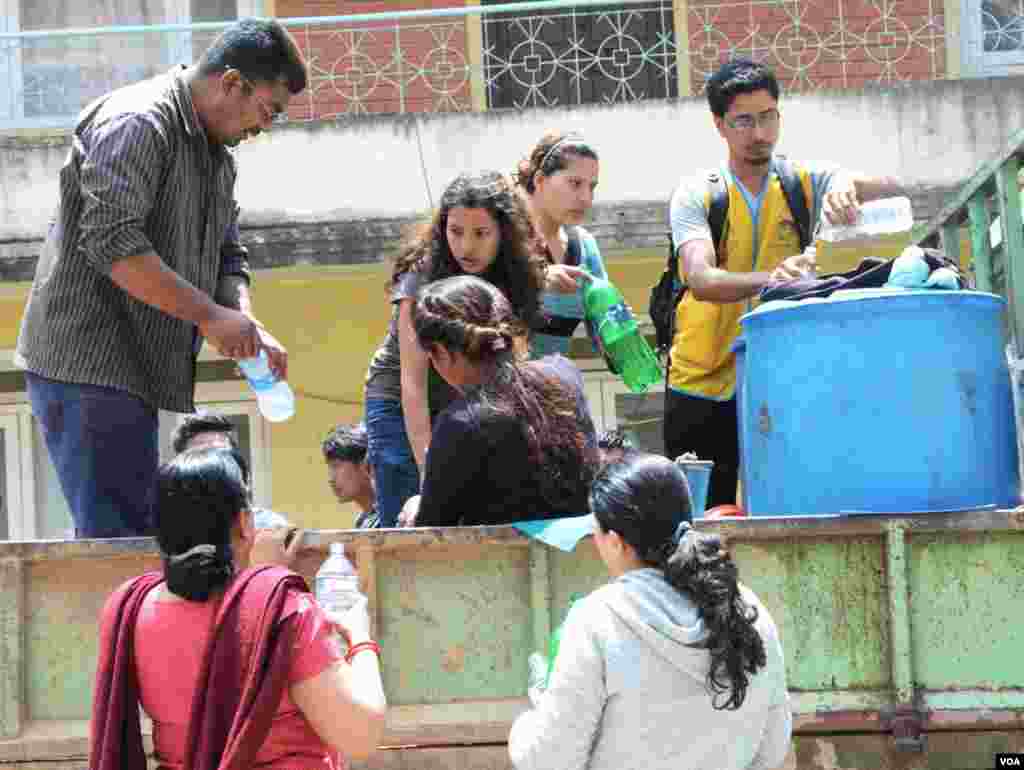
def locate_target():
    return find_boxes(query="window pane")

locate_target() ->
[20,1,185,121]
[983,0,1024,51]
[482,0,678,109]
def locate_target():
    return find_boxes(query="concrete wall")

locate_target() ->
[1,75,1023,272]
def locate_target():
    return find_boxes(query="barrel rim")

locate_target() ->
[740,289,1005,328]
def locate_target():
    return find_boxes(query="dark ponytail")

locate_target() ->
[154,448,250,601]
[414,275,598,509]
[664,525,766,709]
[588,453,766,710]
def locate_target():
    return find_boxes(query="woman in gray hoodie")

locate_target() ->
[508,453,791,770]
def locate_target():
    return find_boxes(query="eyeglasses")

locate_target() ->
[724,108,780,132]
[241,76,288,126]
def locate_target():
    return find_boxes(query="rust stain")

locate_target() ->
[441,644,465,673]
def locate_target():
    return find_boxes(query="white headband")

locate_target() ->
[539,134,584,172]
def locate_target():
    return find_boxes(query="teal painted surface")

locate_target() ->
[967,193,994,294]
[885,523,913,704]
[552,535,892,692]
[3,516,1023,756]
[547,540,607,650]
[734,538,890,691]
[995,160,1024,354]
[908,531,1024,689]
[0,558,23,738]
[375,545,532,706]
[25,556,159,720]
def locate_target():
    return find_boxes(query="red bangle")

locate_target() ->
[345,640,381,664]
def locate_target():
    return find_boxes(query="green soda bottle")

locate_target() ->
[582,277,663,393]
[544,593,583,688]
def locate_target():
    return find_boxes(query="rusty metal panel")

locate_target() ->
[732,537,890,692]
[24,554,158,721]
[1,515,1023,768]
[374,543,531,705]
[546,539,607,643]
[908,530,1024,692]
[793,729,1024,769]
[0,557,23,738]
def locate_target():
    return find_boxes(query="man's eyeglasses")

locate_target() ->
[724,108,780,132]
[241,76,288,126]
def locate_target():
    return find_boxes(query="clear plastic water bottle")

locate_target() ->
[817,196,914,243]
[582,277,663,393]
[252,507,292,530]
[315,542,362,614]
[237,350,295,422]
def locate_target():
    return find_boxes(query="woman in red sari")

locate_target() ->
[90,448,386,770]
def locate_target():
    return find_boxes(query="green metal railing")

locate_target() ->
[914,124,1024,352]
[0,0,679,127]
[913,126,1024,478]
[0,0,642,38]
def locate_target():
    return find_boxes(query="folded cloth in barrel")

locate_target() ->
[760,247,969,303]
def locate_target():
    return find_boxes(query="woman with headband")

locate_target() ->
[509,452,791,770]
[514,130,610,358]
[363,171,545,526]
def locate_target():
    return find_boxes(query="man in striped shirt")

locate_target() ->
[15,19,307,538]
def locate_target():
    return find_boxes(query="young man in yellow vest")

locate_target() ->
[665,58,903,508]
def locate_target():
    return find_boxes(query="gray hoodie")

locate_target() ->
[509,568,791,770]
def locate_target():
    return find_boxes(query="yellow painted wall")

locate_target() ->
[0,251,667,532]
[257,253,666,529]
[0,290,27,348]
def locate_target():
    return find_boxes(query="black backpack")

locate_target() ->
[648,158,813,360]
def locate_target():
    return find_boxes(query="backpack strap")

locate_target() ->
[774,156,812,251]
[666,170,729,274]
[665,190,678,280]
[707,170,729,258]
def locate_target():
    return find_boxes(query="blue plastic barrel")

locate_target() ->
[732,337,752,514]
[678,460,713,518]
[737,289,1020,516]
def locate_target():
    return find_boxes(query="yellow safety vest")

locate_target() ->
[668,167,815,399]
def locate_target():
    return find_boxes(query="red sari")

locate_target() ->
[90,566,325,770]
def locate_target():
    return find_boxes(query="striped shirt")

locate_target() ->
[16,66,250,413]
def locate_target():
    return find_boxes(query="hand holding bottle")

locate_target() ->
[255,327,288,381]
[771,248,817,282]
[545,264,592,293]
[324,593,372,646]
[582,277,662,393]
[817,196,913,243]
[238,350,295,422]
[250,525,303,568]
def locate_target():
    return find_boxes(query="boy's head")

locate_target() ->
[322,423,375,506]
[706,59,781,171]
[172,411,238,455]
